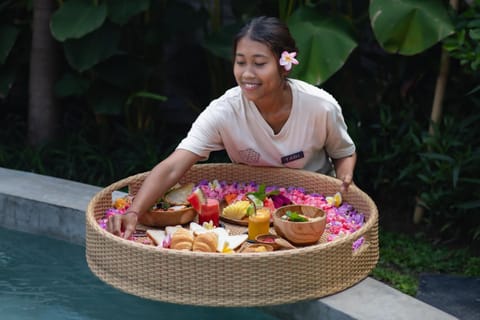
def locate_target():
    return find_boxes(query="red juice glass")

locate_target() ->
[199,199,220,227]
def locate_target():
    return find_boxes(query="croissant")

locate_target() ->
[170,228,194,250]
[192,232,218,252]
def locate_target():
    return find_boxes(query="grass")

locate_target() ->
[372,229,480,296]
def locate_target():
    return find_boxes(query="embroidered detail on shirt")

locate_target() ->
[281,151,304,164]
[239,148,260,163]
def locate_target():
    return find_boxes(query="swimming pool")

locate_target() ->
[0,227,279,320]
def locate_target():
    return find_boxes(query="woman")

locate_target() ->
[107,16,357,239]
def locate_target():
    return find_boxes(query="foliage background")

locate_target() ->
[0,0,479,292]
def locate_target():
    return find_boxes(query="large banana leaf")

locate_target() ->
[370,0,454,55]
[203,22,244,61]
[0,25,19,64]
[50,0,107,41]
[287,7,358,85]
[106,0,150,25]
[63,23,121,72]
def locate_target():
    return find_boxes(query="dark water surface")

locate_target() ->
[0,227,278,320]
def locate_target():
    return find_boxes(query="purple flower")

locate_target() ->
[352,237,365,251]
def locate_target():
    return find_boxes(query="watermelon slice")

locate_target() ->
[187,187,207,212]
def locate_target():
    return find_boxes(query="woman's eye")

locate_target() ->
[255,63,266,67]
[236,61,245,66]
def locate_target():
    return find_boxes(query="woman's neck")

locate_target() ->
[256,81,292,134]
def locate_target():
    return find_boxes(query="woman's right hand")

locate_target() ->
[106,149,202,240]
[107,211,138,239]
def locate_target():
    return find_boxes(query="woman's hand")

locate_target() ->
[107,211,138,239]
[332,152,357,193]
[105,149,203,240]
[339,173,353,193]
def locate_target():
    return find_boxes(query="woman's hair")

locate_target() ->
[233,16,298,59]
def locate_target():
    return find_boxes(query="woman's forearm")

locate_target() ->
[332,152,357,191]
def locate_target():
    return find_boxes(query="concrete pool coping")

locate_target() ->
[0,167,458,320]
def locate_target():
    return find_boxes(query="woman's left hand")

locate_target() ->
[340,174,353,193]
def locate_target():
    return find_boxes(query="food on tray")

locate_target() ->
[280,210,309,222]
[164,182,195,205]
[241,244,273,253]
[192,232,218,252]
[99,179,366,246]
[146,229,166,246]
[187,187,207,212]
[222,200,251,219]
[170,228,194,250]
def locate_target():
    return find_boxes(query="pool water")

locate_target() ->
[0,227,279,320]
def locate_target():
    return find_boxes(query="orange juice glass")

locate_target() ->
[248,208,271,241]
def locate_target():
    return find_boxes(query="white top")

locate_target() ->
[176,78,355,174]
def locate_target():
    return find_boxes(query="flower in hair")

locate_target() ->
[279,51,299,71]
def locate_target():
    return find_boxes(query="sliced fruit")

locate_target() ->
[187,187,207,212]
[247,194,264,208]
[222,200,250,219]
[224,193,239,205]
[164,182,195,205]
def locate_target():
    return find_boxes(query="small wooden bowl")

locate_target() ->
[138,207,197,227]
[239,243,274,253]
[255,234,281,250]
[273,205,326,246]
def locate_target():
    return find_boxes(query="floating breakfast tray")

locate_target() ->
[85,163,379,307]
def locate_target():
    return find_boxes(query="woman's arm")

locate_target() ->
[107,149,202,239]
[332,152,357,192]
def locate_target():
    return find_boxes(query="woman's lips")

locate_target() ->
[242,82,260,90]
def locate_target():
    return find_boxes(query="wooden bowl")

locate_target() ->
[273,205,326,246]
[239,243,274,253]
[255,234,281,250]
[138,207,197,227]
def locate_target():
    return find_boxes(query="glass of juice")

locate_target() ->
[199,198,220,227]
[248,208,271,241]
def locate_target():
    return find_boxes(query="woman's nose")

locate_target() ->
[242,65,255,78]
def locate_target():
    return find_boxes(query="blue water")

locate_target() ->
[0,227,279,320]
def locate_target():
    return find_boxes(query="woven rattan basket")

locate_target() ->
[86,163,379,307]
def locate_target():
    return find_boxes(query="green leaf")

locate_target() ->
[94,54,149,88]
[287,7,358,85]
[106,0,149,25]
[0,25,19,64]
[63,23,121,72]
[419,152,455,163]
[50,0,107,41]
[54,73,90,97]
[370,0,454,55]
[125,91,167,107]
[453,200,480,210]
[203,23,242,61]
[89,84,128,115]
[284,210,308,222]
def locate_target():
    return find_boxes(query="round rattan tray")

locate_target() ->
[86,163,379,307]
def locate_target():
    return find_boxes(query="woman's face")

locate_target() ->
[233,37,285,104]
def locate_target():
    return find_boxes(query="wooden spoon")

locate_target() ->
[274,237,296,249]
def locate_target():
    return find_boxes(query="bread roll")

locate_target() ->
[192,232,218,252]
[170,228,194,250]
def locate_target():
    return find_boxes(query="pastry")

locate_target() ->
[192,232,218,252]
[170,228,194,250]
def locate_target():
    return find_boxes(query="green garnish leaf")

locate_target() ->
[247,184,280,201]
[285,210,308,222]
[246,204,256,216]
